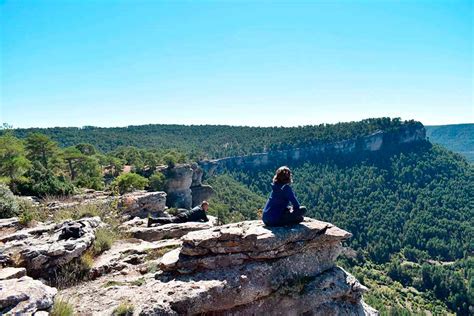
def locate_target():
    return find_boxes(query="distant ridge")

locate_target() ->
[426,124,474,162]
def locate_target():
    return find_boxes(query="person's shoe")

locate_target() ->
[147,217,153,227]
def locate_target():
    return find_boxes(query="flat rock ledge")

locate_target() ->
[0,276,57,314]
[0,217,102,276]
[160,218,350,273]
[141,219,376,315]
[124,216,217,242]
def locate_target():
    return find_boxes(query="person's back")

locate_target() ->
[262,166,306,227]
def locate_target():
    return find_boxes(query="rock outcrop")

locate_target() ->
[0,276,57,314]
[38,190,167,219]
[59,218,377,315]
[120,191,167,218]
[0,217,102,276]
[123,216,217,242]
[150,219,375,315]
[89,238,181,279]
[200,124,426,176]
[157,164,214,209]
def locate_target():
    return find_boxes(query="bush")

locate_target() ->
[113,301,134,316]
[50,298,74,316]
[20,162,75,197]
[53,253,94,289]
[0,184,20,218]
[91,227,116,256]
[149,172,166,191]
[112,173,148,195]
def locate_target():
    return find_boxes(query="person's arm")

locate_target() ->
[284,185,300,211]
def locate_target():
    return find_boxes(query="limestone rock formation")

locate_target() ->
[120,191,167,218]
[89,238,181,279]
[0,267,27,280]
[59,218,377,315]
[191,185,214,207]
[0,217,102,276]
[199,124,426,176]
[0,276,57,314]
[151,219,375,315]
[157,164,214,209]
[37,190,167,219]
[190,163,214,207]
[122,216,217,242]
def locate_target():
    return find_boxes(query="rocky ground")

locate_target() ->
[0,189,377,315]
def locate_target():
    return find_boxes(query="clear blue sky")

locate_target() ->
[0,0,472,128]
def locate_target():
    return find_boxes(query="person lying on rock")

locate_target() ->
[262,166,307,227]
[147,201,210,227]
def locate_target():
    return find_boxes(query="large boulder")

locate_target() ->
[120,191,167,218]
[123,216,217,242]
[0,217,102,276]
[89,238,181,279]
[0,276,57,314]
[191,185,214,207]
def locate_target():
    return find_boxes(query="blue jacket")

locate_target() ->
[262,183,300,225]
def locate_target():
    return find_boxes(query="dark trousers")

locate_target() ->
[266,206,307,227]
[149,215,187,225]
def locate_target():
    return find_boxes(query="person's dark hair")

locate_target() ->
[273,166,292,184]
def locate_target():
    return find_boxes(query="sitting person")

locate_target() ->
[148,201,210,227]
[262,166,306,227]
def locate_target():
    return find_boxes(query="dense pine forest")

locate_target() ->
[1,118,472,314]
[217,142,473,314]
[5,118,421,158]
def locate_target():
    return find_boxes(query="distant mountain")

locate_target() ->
[426,124,474,162]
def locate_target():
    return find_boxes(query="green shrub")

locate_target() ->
[20,162,75,197]
[149,172,166,191]
[50,298,74,316]
[18,209,34,226]
[0,184,20,218]
[53,253,94,289]
[112,173,148,194]
[113,301,134,316]
[91,227,116,256]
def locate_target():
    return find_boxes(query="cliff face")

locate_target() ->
[199,124,426,176]
[158,164,215,209]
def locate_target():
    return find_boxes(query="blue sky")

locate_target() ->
[0,0,472,128]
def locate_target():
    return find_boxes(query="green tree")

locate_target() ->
[112,173,148,194]
[74,156,104,190]
[21,161,75,197]
[149,172,166,191]
[25,133,61,169]
[75,143,96,155]
[0,133,31,186]
[63,147,85,181]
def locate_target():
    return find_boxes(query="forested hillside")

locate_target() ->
[6,118,421,159]
[426,124,474,162]
[208,141,473,315]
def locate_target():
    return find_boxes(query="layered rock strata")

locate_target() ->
[0,217,102,276]
[199,124,426,176]
[58,218,377,315]
[121,216,217,242]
